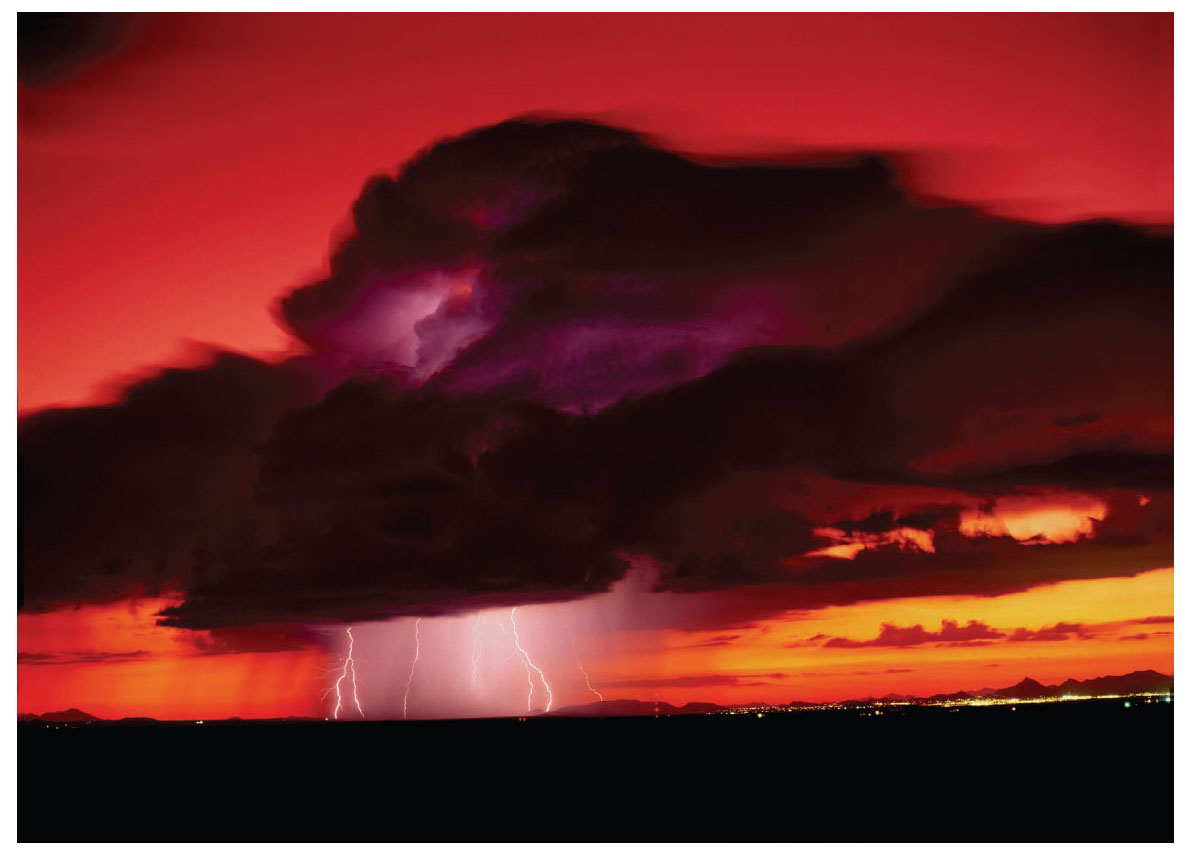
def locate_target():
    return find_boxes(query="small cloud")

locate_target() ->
[824,619,1004,649]
[784,632,831,648]
[1007,621,1095,643]
[18,649,151,666]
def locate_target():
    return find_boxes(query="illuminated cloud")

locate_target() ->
[807,526,935,560]
[958,492,1108,544]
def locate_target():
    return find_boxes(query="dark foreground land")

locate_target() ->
[19,697,1173,842]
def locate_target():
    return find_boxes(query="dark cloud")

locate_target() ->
[822,616,1147,649]
[19,351,324,613]
[18,12,142,86]
[19,118,1172,632]
[279,119,1020,412]
[1006,622,1096,643]
[190,625,321,656]
[823,620,1005,649]
[17,649,150,666]
[829,506,961,536]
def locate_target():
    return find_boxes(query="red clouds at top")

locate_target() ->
[18,13,1171,412]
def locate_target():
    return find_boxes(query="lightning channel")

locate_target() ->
[571,634,603,701]
[470,614,484,688]
[509,607,553,713]
[403,617,421,720]
[332,626,365,720]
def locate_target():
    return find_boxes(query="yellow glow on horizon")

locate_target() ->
[627,567,1173,705]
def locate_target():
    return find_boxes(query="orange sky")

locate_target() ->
[623,567,1174,706]
[18,598,325,719]
[18,567,1173,718]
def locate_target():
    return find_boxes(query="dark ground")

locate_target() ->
[18,697,1173,842]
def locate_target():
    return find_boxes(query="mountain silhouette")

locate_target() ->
[1047,669,1172,697]
[995,677,1052,699]
[19,671,1172,722]
[547,670,1172,717]
[23,708,103,722]
[545,699,687,717]
[989,670,1172,700]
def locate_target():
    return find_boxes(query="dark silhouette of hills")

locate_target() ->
[545,699,686,717]
[20,708,102,722]
[995,677,1052,699]
[991,670,1172,700]
[924,691,975,703]
[1050,669,1172,697]
[834,670,1173,706]
[553,670,1172,717]
[19,671,1172,723]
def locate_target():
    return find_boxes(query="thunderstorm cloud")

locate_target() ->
[18,119,1172,640]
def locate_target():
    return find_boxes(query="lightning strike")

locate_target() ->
[403,617,421,720]
[509,607,553,713]
[332,626,365,720]
[470,614,484,688]
[571,634,603,701]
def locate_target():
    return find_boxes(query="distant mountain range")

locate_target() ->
[18,708,103,723]
[545,670,1174,717]
[543,699,721,718]
[19,670,1173,722]
[831,670,1174,707]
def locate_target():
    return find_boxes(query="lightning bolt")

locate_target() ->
[571,634,603,701]
[403,617,421,721]
[331,626,364,720]
[509,607,553,713]
[470,614,484,688]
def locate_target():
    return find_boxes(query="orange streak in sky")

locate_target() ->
[18,599,326,720]
[596,568,1174,706]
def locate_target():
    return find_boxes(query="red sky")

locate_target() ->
[19,13,1172,412]
[18,13,1173,719]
